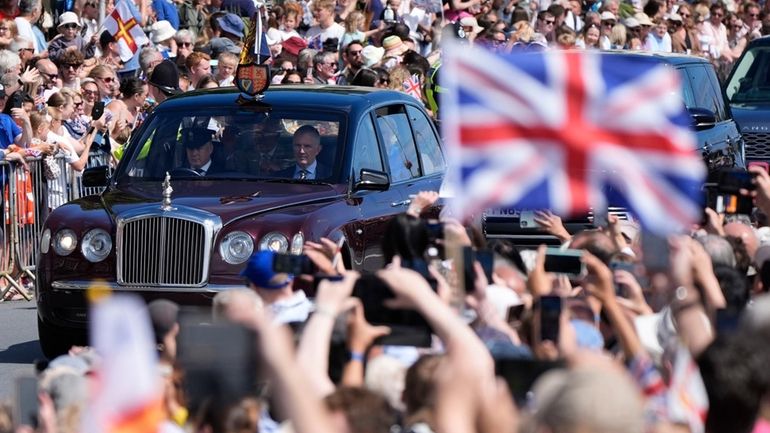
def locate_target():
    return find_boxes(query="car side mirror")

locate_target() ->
[689,107,717,131]
[82,165,110,188]
[354,168,390,191]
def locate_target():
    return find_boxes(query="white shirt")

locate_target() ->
[15,18,39,54]
[304,22,345,44]
[195,159,212,175]
[269,291,312,324]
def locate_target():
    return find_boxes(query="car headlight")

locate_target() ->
[259,232,289,252]
[81,228,112,263]
[290,232,304,255]
[53,229,77,256]
[220,231,254,264]
[40,229,51,254]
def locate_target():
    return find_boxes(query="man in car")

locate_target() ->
[182,127,224,175]
[274,125,331,179]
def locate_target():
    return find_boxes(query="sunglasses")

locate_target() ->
[98,76,115,83]
[713,12,724,17]
[0,27,9,31]
[85,2,97,7]
[348,49,363,56]
[179,41,192,47]
[64,63,82,69]
[544,19,555,24]
[74,101,83,107]
[602,20,616,25]
[679,13,690,18]
[19,48,33,53]
[61,23,79,30]
[749,13,759,17]
[44,73,58,80]
[82,89,98,96]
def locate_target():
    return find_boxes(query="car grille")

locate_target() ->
[118,216,209,286]
[743,132,770,160]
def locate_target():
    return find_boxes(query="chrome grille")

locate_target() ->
[743,133,770,160]
[118,214,212,287]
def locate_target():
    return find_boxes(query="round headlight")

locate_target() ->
[40,228,51,254]
[53,229,77,256]
[259,232,289,252]
[81,228,113,263]
[220,231,254,264]
[290,232,304,255]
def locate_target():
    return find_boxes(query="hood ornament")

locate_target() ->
[161,172,176,211]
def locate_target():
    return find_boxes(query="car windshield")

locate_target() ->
[117,108,346,183]
[725,47,770,103]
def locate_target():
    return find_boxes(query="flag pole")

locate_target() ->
[98,0,105,28]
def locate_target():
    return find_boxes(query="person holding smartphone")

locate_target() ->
[241,250,313,325]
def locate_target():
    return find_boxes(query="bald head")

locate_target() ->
[724,222,758,261]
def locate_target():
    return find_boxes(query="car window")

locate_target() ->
[678,66,697,110]
[683,65,721,117]
[725,46,769,103]
[406,105,445,176]
[352,114,384,182]
[701,65,727,121]
[375,105,420,183]
[119,110,345,182]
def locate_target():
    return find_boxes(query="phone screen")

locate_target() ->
[92,101,105,121]
[543,248,584,276]
[14,377,38,428]
[272,253,316,275]
[476,249,494,282]
[539,296,561,343]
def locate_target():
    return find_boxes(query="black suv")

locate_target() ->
[484,51,745,245]
[725,36,770,162]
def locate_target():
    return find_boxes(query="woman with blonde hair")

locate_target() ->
[47,91,85,155]
[610,23,627,49]
[0,18,18,49]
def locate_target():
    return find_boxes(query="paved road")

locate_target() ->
[0,300,43,402]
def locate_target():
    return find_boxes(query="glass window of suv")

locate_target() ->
[701,65,727,121]
[725,47,768,103]
[684,64,722,120]
[406,105,445,176]
[352,114,384,182]
[375,105,420,183]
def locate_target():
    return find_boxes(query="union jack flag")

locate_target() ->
[441,44,706,234]
[403,74,422,100]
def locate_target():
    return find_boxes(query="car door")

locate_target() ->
[682,63,743,170]
[347,110,405,271]
[399,105,447,218]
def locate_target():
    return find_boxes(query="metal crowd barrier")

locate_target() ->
[0,151,109,302]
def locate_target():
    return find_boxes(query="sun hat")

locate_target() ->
[600,11,616,21]
[150,20,176,43]
[58,12,80,29]
[362,44,384,67]
[382,35,408,55]
[217,13,245,39]
[459,16,484,34]
[635,12,654,26]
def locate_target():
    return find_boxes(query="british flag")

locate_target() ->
[441,45,706,234]
[403,74,422,100]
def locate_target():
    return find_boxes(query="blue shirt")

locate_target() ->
[153,0,180,29]
[0,114,21,149]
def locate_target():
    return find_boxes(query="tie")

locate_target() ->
[298,169,308,180]
[195,168,205,176]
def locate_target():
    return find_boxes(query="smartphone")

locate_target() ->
[462,246,478,292]
[177,315,260,414]
[507,304,525,323]
[14,377,38,428]
[352,273,432,347]
[641,232,670,273]
[717,168,755,194]
[712,193,754,215]
[92,101,105,121]
[272,253,317,275]
[495,358,565,406]
[12,93,23,109]
[519,210,541,229]
[476,249,494,282]
[425,222,444,241]
[538,295,562,343]
[610,261,636,296]
[543,248,585,276]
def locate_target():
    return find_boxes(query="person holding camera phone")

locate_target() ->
[241,250,313,324]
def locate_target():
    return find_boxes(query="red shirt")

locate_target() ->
[0,6,20,20]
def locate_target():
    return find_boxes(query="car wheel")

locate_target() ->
[37,316,84,359]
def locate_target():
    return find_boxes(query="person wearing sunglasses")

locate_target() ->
[701,3,735,64]
[741,2,762,40]
[48,12,97,63]
[55,49,84,90]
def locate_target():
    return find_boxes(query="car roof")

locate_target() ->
[157,85,419,113]
[746,35,770,47]
[597,49,711,66]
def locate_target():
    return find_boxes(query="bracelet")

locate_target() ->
[314,305,336,319]
[349,351,365,362]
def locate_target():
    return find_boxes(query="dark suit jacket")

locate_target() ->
[187,158,227,176]
[274,162,332,179]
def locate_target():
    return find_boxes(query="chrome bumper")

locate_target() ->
[51,280,242,293]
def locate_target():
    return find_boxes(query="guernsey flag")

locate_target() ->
[83,294,164,433]
[103,0,149,62]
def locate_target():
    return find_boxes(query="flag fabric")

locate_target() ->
[402,74,422,100]
[441,44,706,234]
[253,13,272,64]
[103,1,149,62]
[83,294,164,433]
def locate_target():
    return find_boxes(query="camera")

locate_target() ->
[272,253,318,276]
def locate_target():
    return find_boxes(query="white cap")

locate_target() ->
[150,20,176,43]
[600,11,616,21]
[58,12,80,28]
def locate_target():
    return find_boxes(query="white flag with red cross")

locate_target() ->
[103,0,149,62]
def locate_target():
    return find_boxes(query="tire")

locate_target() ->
[37,316,85,360]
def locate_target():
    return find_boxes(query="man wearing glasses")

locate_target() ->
[48,12,97,62]
[702,3,734,63]
[535,11,556,43]
[336,41,364,85]
[311,50,337,85]
[56,49,84,90]
[740,2,762,40]
[35,58,59,101]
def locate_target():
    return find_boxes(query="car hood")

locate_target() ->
[731,103,770,133]
[100,181,346,225]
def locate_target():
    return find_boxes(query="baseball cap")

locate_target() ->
[241,250,293,289]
